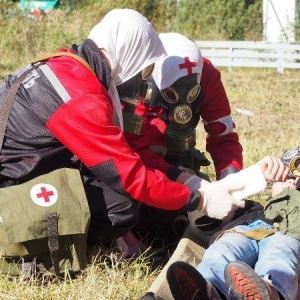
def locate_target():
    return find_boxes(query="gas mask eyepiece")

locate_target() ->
[117,63,154,103]
[187,84,201,103]
[141,63,154,80]
[161,83,201,105]
[281,147,300,177]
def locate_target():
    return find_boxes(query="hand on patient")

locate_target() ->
[256,156,289,182]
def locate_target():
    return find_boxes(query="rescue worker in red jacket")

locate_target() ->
[146,32,243,180]
[0,10,245,248]
[143,32,244,234]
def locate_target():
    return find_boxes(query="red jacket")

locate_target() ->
[145,57,243,178]
[199,58,243,177]
[0,41,198,212]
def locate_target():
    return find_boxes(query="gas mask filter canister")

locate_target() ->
[116,64,154,134]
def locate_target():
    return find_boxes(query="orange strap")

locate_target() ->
[33,52,96,76]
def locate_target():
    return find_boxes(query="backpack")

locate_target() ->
[0,168,90,278]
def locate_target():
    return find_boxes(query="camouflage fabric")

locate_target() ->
[264,187,300,240]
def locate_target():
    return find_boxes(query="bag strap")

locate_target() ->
[47,212,60,278]
[0,64,40,152]
[214,227,276,242]
[34,52,97,77]
[0,51,96,152]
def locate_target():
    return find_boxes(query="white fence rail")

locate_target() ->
[195,41,300,73]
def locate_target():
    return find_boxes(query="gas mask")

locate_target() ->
[116,64,154,134]
[281,147,300,177]
[160,74,201,152]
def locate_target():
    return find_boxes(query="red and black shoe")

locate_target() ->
[224,261,281,300]
[167,261,210,300]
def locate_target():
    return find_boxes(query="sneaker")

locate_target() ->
[167,261,221,300]
[224,261,281,300]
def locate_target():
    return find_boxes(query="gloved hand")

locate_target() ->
[200,181,246,219]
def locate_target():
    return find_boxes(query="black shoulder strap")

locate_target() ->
[0,65,39,152]
[0,51,95,153]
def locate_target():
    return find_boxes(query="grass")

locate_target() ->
[196,68,299,199]
[0,67,298,299]
[200,68,299,164]
[0,250,160,299]
[1,2,300,300]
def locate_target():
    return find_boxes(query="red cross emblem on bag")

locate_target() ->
[30,183,58,207]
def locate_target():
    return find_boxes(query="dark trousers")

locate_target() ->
[82,175,140,247]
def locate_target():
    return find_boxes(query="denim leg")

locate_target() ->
[197,232,259,297]
[256,232,300,300]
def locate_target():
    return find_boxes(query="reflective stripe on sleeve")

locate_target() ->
[39,64,71,103]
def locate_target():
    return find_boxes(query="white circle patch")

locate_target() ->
[30,183,58,207]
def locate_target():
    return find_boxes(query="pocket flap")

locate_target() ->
[0,168,90,243]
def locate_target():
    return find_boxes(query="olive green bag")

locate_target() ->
[0,59,91,278]
[0,168,90,278]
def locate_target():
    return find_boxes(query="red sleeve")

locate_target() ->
[199,58,243,177]
[46,88,192,210]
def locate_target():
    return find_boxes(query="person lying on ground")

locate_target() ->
[166,156,298,300]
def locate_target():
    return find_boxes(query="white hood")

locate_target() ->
[88,9,166,128]
[152,32,203,90]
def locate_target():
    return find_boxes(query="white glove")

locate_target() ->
[188,164,267,224]
[220,164,266,200]
[201,181,246,219]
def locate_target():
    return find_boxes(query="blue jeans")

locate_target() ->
[197,222,300,300]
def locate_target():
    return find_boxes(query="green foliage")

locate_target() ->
[0,1,299,298]
[295,1,300,42]
[0,67,299,299]
[173,0,263,40]
[0,0,299,79]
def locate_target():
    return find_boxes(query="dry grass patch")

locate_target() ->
[0,250,160,300]
[197,68,299,165]
[196,67,299,198]
[0,67,298,299]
